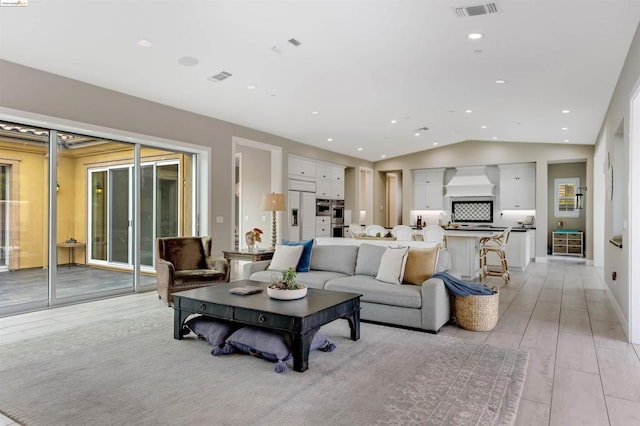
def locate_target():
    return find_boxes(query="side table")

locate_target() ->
[57,241,87,269]
[222,249,275,280]
[222,248,275,262]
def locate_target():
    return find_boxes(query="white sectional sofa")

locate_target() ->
[243,243,453,333]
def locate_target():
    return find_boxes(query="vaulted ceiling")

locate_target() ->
[1,1,639,161]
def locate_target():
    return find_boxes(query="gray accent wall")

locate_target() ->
[0,59,372,256]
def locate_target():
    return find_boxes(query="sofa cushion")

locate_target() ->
[354,244,387,277]
[310,245,358,275]
[375,246,409,285]
[325,276,422,309]
[267,244,304,272]
[280,239,314,272]
[161,237,206,271]
[403,246,440,285]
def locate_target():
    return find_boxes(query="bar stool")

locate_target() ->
[478,227,511,284]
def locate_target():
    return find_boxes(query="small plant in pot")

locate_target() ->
[267,267,307,300]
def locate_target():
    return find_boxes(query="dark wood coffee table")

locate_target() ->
[173,280,361,372]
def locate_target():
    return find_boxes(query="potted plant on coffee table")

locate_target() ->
[267,267,307,300]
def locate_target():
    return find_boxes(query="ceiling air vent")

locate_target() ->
[288,38,302,47]
[207,71,232,83]
[454,3,498,17]
[416,126,429,132]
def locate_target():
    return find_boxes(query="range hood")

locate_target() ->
[445,166,495,197]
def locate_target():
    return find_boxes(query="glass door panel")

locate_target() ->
[57,134,134,300]
[140,165,154,267]
[0,122,49,313]
[91,171,107,261]
[156,163,179,238]
[109,167,131,264]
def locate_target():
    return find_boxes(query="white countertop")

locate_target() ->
[446,230,501,238]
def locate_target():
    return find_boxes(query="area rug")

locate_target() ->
[0,309,528,425]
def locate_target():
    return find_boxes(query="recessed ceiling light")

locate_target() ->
[563,139,570,142]
[327,138,333,142]
[357,147,363,151]
[481,125,487,129]
[390,120,397,124]
[561,127,568,131]
[561,109,571,114]
[247,85,256,90]
[465,110,473,113]
[177,56,199,66]
[381,154,386,158]
[495,79,507,84]
[137,39,152,48]
[492,136,498,140]
[433,143,438,146]
[468,33,483,40]
[414,132,421,137]
[312,111,319,115]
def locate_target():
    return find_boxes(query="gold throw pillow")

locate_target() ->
[402,247,440,285]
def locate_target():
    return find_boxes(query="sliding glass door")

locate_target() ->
[0,119,200,316]
[89,161,181,269]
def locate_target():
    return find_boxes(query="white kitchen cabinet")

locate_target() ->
[331,166,344,182]
[315,216,331,237]
[316,179,331,198]
[315,164,345,199]
[331,180,344,198]
[316,165,332,180]
[413,168,444,210]
[289,157,316,180]
[486,231,531,270]
[499,163,536,209]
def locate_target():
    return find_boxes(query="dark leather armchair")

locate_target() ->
[156,236,230,306]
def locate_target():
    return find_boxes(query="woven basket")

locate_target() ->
[454,286,499,331]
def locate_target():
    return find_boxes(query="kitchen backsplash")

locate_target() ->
[451,201,493,223]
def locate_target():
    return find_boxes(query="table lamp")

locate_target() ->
[261,192,286,248]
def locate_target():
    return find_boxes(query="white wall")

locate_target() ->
[595,22,640,343]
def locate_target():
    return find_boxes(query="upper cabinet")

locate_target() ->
[499,163,535,209]
[289,157,316,181]
[289,156,344,199]
[413,168,444,210]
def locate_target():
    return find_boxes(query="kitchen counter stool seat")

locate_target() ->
[478,228,511,285]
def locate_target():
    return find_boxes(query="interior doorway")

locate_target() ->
[232,137,283,251]
[385,172,402,227]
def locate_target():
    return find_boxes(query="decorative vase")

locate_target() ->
[245,233,255,252]
[267,286,307,300]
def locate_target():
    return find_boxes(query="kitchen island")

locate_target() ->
[445,227,536,279]
[446,230,501,279]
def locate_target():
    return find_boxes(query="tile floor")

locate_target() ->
[1,259,639,425]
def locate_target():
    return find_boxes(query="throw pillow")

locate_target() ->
[183,316,234,354]
[267,244,304,272]
[403,246,440,285]
[375,246,409,285]
[279,239,314,272]
[218,327,336,373]
[354,244,387,276]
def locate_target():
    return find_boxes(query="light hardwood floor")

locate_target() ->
[1,259,639,425]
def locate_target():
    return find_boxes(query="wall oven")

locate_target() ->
[332,201,345,224]
[316,199,331,216]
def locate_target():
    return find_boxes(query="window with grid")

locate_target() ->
[554,177,579,218]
